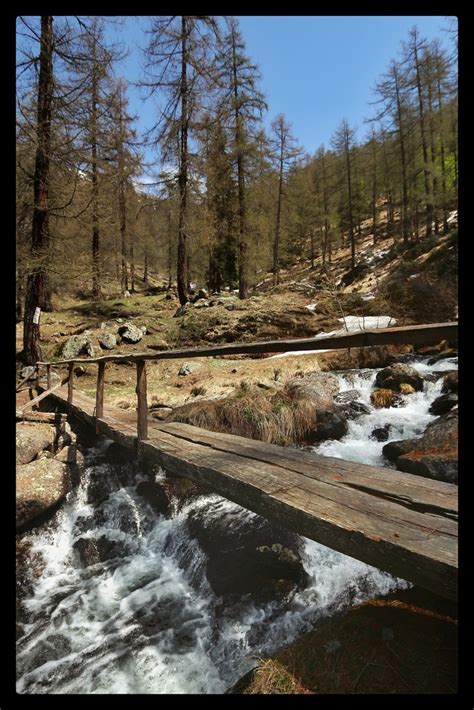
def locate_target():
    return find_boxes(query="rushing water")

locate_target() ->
[16,355,457,694]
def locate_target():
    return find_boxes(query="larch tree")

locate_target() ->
[140,16,219,307]
[21,16,53,364]
[269,113,302,285]
[217,17,267,299]
[332,119,357,269]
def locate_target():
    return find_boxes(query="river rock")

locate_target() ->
[85,465,122,505]
[16,458,71,531]
[375,363,424,392]
[98,332,117,350]
[73,535,125,566]
[395,452,458,484]
[285,372,340,408]
[136,481,171,517]
[117,322,143,344]
[371,424,391,442]
[307,408,348,443]
[186,499,308,599]
[61,335,95,360]
[334,391,371,419]
[382,438,420,462]
[441,371,458,394]
[178,361,203,376]
[384,412,458,483]
[16,424,53,465]
[55,444,84,466]
[429,393,458,415]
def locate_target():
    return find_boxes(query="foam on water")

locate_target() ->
[16,356,456,694]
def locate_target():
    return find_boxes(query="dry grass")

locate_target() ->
[243,659,311,695]
[168,386,317,446]
[370,388,398,408]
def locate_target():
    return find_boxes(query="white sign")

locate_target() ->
[33,307,41,325]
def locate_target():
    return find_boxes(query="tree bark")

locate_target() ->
[272,150,284,285]
[413,33,434,237]
[91,55,101,300]
[23,16,53,365]
[393,65,410,243]
[177,16,189,306]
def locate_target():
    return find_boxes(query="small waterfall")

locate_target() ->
[16,355,457,694]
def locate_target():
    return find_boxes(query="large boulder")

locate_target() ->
[382,411,458,483]
[61,334,95,360]
[117,322,143,344]
[375,363,424,393]
[286,373,347,443]
[285,372,340,409]
[16,424,52,465]
[16,458,71,531]
[136,480,171,517]
[185,499,308,599]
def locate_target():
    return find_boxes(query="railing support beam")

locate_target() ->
[136,360,148,441]
[96,362,106,434]
[67,363,74,404]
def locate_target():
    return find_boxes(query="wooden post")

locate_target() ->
[68,362,74,404]
[36,365,40,390]
[96,362,105,434]
[46,364,51,390]
[136,360,148,441]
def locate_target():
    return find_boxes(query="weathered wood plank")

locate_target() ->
[46,364,51,390]
[67,363,74,404]
[136,361,148,441]
[37,322,458,366]
[95,362,105,434]
[44,386,458,600]
[153,422,458,515]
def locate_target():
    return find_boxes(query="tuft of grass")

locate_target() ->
[168,388,316,446]
[243,659,311,695]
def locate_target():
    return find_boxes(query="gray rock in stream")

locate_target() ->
[184,498,308,599]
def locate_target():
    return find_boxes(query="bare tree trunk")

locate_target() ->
[413,32,434,237]
[371,134,378,244]
[344,124,356,269]
[177,16,189,306]
[435,56,449,233]
[310,228,315,269]
[231,28,248,300]
[23,16,53,364]
[272,150,284,285]
[427,80,439,235]
[321,151,331,263]
[393,66,410,243]
[143,249,148,283]
[91,58,101,300]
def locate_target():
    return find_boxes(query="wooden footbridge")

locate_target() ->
[18,322,458,601]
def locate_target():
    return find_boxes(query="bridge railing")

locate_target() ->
[26,321,457,442]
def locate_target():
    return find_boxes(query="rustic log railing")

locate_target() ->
[32,321,457,443]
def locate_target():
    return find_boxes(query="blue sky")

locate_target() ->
[107,15,454,175]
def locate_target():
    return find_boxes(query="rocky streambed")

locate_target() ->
[15,352,458,694]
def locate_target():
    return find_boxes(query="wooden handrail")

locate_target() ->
[31,321,458,446]
[35,322,458,368]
